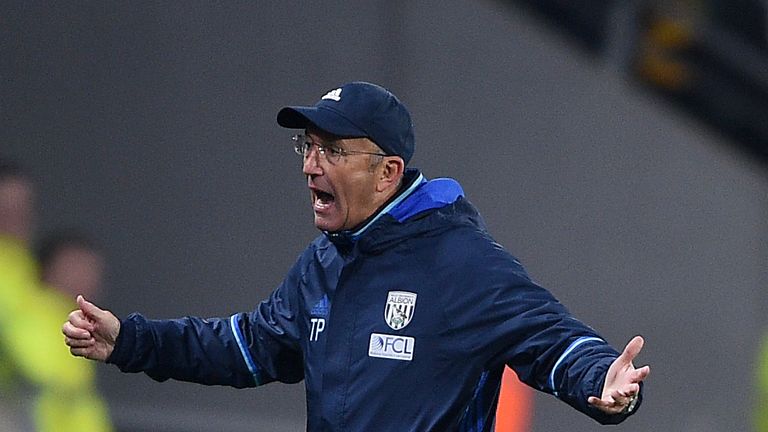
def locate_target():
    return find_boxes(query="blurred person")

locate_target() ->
[0,158,39,430]
[0,158,113,432]
[64,81,649,431]
[632,0,768,89]
[631,0,768,158]
[0,159,35,246]
[33,229,113,432]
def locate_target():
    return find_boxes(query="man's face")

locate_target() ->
[302,128,383,232]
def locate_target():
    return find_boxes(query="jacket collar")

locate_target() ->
[324,168,465,249]
[324,169,423,246]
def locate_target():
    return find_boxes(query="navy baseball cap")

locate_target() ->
[277,81,415,165]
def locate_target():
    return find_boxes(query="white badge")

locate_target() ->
[368,333,415,361]
[385,291,417,330]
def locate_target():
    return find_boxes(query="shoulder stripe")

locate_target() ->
[549,336,603,397]
[229,314,262,386]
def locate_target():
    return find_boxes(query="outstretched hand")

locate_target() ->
[62,295,121,362]
[588,336,650,415]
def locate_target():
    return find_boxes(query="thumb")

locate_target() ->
[77,295,105,320]
[620,335,645,364]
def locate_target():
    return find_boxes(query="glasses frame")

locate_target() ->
[292,134,388,164]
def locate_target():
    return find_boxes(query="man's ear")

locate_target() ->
[376,157,405,193]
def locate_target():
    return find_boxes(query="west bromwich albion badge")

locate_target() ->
[385,291,417,330]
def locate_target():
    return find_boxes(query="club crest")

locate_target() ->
[384,291,417,330]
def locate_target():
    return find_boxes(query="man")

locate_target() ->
[0,160,113,432]
[63,82,650,431]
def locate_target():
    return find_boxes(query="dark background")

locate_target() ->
[3,1,767,431]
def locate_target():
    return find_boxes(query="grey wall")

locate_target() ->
[3,1,767,431]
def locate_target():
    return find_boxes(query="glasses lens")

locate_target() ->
[292,135,308,157]
[325,146,342,163]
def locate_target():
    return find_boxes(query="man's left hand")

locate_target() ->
[588,335,650,415]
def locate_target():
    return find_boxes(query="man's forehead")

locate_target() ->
[304,126,347,142]
[305,127,381,150]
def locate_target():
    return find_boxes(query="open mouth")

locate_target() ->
[312,188,335,211]
[316,190,334,205]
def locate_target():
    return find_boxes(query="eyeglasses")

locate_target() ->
[292,134,388,164]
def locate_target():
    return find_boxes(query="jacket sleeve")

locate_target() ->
[444,232,642,424]
[107,261,305,388]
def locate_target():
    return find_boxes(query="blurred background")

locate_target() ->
[2,1,768,431]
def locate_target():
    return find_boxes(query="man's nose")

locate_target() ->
[302,146,323,175]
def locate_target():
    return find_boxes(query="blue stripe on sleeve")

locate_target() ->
[548,336,603,397]
[229,314,262,386]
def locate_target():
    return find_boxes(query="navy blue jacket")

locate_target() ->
[108,169,641,431]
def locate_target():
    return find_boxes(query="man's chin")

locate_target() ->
[313,215,343,233]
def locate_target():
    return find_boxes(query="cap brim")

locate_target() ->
[277,106,367,138]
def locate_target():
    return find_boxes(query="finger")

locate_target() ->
[623,366,650,386]
[590,393,622,406]
[67,308,87,323]
[609,389,631,404]
[632,365,650,382]
[587,396,603,406]
[619,383,640,397]
[69,346,93,358]
[588,396,622,412]
[587,396,608,407]
[65,336,95,348]
[62,321,91,339]
[67,309,94,332]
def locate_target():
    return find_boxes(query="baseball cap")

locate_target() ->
[277,81,415,165]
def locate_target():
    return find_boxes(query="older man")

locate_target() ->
[64,82,649,431]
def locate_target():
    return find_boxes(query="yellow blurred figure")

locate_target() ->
[0,159,113,432]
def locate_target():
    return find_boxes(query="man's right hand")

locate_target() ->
[62,295,120,362]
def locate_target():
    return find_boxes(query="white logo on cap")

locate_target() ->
[321,88,342,101]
